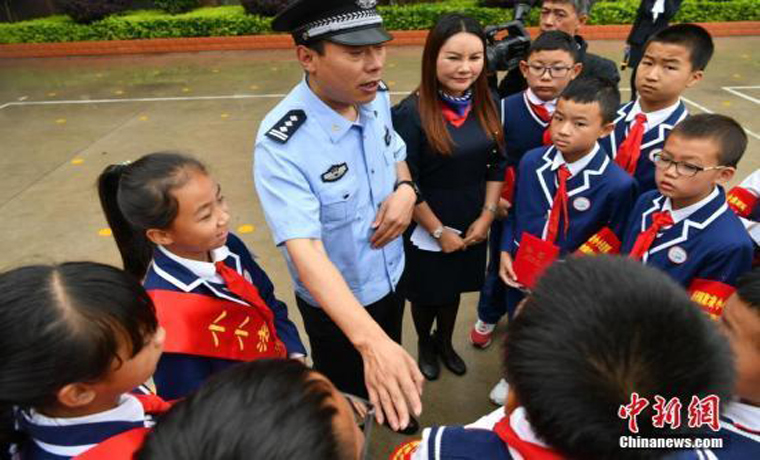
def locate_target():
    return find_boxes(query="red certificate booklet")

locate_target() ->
[513,232,560,289]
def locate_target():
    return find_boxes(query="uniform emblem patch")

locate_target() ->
[649,148,662,162]
[573,197,591,212]
[384,126,392,146]
[266,109,306,144]
[321,163,349,182]
[668,246,688,265]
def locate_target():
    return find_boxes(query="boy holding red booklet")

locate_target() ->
[499,77,637,291]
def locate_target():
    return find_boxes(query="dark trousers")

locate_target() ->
[476,219,519,324]
[296,291,405,398]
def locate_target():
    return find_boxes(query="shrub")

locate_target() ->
[240,0,291,17]
[54,0,133,24]
[153,0,199,14]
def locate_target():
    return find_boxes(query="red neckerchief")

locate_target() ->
[441,102,472,128]
[493,412,565,460]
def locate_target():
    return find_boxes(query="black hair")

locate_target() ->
[305,39,326,55]
[559,76,620,124]
[669,114,747,167]
[97,152,207,280]
[505,256,734,460]
[645,23,714,71]
[138,360,352,460]
[0,262,158,449]
[735,268,760,315]
[527,30,580,63]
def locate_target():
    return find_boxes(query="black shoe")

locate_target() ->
[386,415,420,435]
[417,337,440,381]
[434,331,467,376]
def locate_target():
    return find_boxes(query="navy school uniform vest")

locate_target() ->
[501,91,549,167]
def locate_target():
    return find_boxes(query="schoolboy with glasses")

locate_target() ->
[622,114,753,317]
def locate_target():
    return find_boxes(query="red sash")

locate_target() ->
[148,289,286,362]
[74,394,173,460]
[575,227,621,256]
[493,415,565,460]
[688,279,735,319]
[727,186,758,218]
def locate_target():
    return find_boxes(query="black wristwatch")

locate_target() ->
[395,180,423,204]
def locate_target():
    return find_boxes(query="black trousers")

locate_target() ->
[296,291,405,398]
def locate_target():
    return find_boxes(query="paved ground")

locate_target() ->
[1,37,758,458]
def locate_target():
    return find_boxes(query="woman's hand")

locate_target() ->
[439,229,466,253]
[463,214,493,247]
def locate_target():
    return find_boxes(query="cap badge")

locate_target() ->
[356,0,377,9]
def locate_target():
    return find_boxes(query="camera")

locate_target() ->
[484,0,535,73]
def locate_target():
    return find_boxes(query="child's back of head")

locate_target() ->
[138,360,361,460]
[505,255,734,459]
[0,262,160,450]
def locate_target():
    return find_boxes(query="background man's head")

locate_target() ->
[540,0,591,36]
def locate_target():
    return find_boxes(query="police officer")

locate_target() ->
[253,0,423,433]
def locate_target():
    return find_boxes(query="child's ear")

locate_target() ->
[570,62,583,79]
[599,121,615,138]
[146,228,173,246]
[57,383,96,409]
[519,60,530,78]
[685,69,704,89]
[715,166,736,185]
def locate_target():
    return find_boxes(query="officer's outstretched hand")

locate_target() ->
[370,185,416,248]
[360,336,424,431]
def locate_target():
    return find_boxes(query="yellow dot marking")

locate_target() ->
[55,118,67,124]
[250,85,260,90]
[270,67,278,71]
[182,87,191,93]
[237,224,255,234]
[733,74,742,79]
[221,113,230,119]
[47,92,57,97]
[114,90,125,95]
[98,228,112,237]
[71,158,84,165]
[388,81,396,87]
[722,101,732,107]
[389,63,397,68]
[212,69,220,73]
[741,54,750,59]
[139,115,149,121]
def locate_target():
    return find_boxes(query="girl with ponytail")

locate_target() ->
[97,152,305,399]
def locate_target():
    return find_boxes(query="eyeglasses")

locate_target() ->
[343,392,375,460]
[652,153,730,177]
[526,64,572,78]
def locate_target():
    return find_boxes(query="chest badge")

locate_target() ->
[668,246,688,265]
[385,126,392,147]
[321,163,349,183]
[573,197,591,212]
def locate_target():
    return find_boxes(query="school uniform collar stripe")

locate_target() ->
[613,101,635,125]
[522,91,549,127]
[608,101,637,158]
[640,101,687,151]
[537,144,609,204]
[646,188,729,256]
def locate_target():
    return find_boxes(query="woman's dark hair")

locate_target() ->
[505,256,733,460]
[418,13,504,155]
[138,360,353,460]
[0,262,158,449]
[98,152,207,279]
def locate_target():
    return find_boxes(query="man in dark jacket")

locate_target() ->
[626,0,684,99]
[498,0,620,98]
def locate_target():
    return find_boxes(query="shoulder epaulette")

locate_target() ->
[266,109,307,144]
[378,80,389,92]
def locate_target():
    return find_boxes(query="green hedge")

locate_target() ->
[1,0,758,44]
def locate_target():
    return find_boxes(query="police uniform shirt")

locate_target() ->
[501,143,638,255]
[621,187,754,316]
[600,98,688,193]
[15,394,159,460]
[254,77,406,307]
[144,233,306,399]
